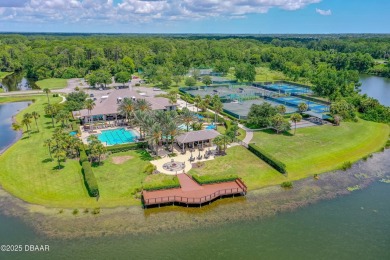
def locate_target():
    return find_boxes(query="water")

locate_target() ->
[0,72,38,92]
[0,102,30,152]
[0,182,388,259]
[359,75,390,106]
[97,128,138,145]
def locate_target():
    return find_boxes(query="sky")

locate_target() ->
[0,0,388,34]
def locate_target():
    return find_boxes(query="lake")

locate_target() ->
[0,102,30,153]
[0,75,390,259]
[0,72,38,92]
[0,181,388,259]
[359,75,390,106]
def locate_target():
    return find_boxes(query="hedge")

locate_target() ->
[143,176,180,191]
[248,143,287,174]
[106,142,146,153]
[81,161,99,197]
[191,174,238,185]
[79,149,89,164]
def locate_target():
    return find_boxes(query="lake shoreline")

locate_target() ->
[1,148,389,239]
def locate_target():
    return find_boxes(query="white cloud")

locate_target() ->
[316,8,332,16]
[0,0,324,25]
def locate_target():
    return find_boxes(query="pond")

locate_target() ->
[359,75,390,106]
[0,102,31,153]
[0,181,388,259]
[0,72,38,92]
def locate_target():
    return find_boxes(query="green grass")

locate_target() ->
[216,125,246,141]
[0,95,153,208]
[189,146,283,190]
[35,78,68,90]
[251,120,389,181]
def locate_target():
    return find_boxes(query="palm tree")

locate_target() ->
[213,100,223,124]
[43,88,51,104]
[21,117,31,136]
[31,111,40,132]
[55,110,70,128]
[12,122,22,132]
[150,124,162,155]
[43,138,54,159]
[180,108,197,132]
[277,105,286,115]
[52,147,66,170]
[45,104,57,127]
[290,113,302,135]
[23,113,33,129]
[118,97,134,125]
[199,100,208,112]
[298,102,308,113]
[166,121,180,152]
[85,99,96,130]
[204,94,212,105]
[135,99,151,111]
[220,135,232,153]
[194,95,202,112]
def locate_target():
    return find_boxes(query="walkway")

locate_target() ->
[142,174,247,207]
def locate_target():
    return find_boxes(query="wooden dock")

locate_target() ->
[142,174,247,208]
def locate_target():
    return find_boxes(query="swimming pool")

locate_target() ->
[205,123,216,130]
[97,128,139,146]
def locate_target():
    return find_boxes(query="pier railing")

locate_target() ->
[143,185,246,206]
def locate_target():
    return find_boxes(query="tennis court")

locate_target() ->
[276,97,329,113]
[265,83,313,94]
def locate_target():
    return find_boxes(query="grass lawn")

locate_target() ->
[216,125,246,141]
[189,146,283,190]
[0,95,184,208]
[36,78,68,90]
[251,120,389,181]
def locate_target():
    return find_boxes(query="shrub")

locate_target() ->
[91,208,100,215]
[386,140,390,148]
[281,181,293,188]
[58,209,64,214]
[72,209,79,215]
[341,161,352,171]
[248,144,287,174]
[135,83,140,86]
[79,149,89,164]
[191,174,238,185]
[143,176,180,191]
[83,208,89,214]
[105,142,146,153]
[75,86,80,91]
[81,161,99,197]
[143,163,156,175]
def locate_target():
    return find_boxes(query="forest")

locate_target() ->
[0,34,389,123]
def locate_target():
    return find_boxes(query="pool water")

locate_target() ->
[205,124,216,130]
[69,131,78,136]
[97,128,138,145]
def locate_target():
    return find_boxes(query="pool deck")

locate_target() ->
[142,174,247,207]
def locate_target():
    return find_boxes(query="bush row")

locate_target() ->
[191,174,238,185]
[143,176,180,191]
[106,142,146,154]
[79,146,99,197]
[248,144,287,174]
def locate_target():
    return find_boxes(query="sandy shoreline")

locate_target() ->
[0,148,389,239]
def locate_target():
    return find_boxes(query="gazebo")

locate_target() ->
[176,129,220,151]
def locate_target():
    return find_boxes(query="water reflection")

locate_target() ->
[0,72,38,92]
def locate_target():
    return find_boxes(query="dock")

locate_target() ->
[142,174,247,208]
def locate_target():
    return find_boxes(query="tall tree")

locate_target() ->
[290,113,302,135]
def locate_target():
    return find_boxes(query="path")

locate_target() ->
[177,174,203,191]
[142,173,247,207]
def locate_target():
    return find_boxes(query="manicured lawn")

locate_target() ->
[216,125,246,141]
[36,78,68,90]
[0,95,90,207]
[0,95,183,207]
[189,146,283,190]
[251,120,389,181]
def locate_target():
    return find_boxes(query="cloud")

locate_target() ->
[0,0,28,7]
[0,0,323,25]
[316,8,332,16]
